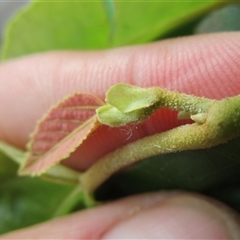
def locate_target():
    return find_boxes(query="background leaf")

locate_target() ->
[111,1,226,46]
[0,141,25,165]
[0,177,79,234]
[1,0,227,60]
[194,4,240,34]
[95,135,240,210]
[0,152,18,182]
[0,141,25,181]
[1,1,110,60]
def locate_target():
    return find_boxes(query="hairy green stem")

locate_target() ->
[81,94,240,194]
[154,88,215,114]
[97,83,216,127]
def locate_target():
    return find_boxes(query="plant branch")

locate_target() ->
[81,92,240,194]
[97,84,216,127]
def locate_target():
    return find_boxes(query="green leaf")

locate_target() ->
[95,136,240,202]
[1,1,110,60]
[0,177,80,234]
[2,0,227,60]
[0,141,24,181]
[0,141,25,165]
[97,84,160,126]
[111,1,227,46]
[195,4,240,34]
[0,152,18,182]
[105,83,159,113]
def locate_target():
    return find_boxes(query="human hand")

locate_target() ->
[1,32,240,239]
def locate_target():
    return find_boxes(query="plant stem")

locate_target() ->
[97,83,216,127]
[80,123,211,193]
[155,88,215,114]
[81,94,240,194]
[52,185,83,217]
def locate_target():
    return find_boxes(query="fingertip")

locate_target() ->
[103,192,240,239]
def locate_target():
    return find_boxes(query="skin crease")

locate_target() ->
[1,32,240,238]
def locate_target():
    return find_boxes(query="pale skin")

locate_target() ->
[1,32,240,238]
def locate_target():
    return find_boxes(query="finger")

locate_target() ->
[1,192,240,239]
[0,32,240,170]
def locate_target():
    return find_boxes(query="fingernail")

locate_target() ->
[103,192,240,239]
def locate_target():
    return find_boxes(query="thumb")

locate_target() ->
[1,192,240,239]
[103,192,240,239]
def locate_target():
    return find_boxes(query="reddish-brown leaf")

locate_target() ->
[19,93,104,175]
